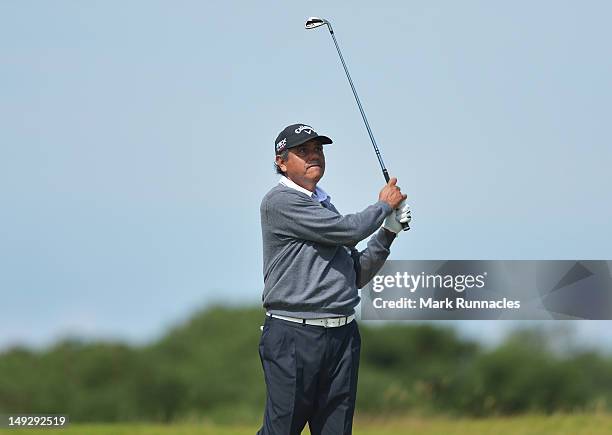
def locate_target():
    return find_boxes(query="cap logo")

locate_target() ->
[276,138,287,153]
[295,125,313,135]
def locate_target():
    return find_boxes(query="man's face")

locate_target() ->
[277,139,326,189]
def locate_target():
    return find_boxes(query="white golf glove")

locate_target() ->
[383,201,411,234]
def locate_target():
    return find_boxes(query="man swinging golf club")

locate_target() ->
[257,123,411,435]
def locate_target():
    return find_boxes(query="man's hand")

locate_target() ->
[379,177,407,209]
[383,200,412,234]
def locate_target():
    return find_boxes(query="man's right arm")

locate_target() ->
[263,190,392,246]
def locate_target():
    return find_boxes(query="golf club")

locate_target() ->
[305,17,409,231]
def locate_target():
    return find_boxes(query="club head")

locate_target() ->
[305,17,329,30]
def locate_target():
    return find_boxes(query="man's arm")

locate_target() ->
[264,190,392,246]
[350,228,396,288]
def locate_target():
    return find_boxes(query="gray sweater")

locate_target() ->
[260,183,395,318]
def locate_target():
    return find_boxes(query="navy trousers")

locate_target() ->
[256,315,361,435]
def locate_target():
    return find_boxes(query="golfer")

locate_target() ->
[257,123,410,435]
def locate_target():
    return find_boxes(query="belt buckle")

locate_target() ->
[323,318,329,328]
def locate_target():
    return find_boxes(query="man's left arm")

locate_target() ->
[350,228,396,288]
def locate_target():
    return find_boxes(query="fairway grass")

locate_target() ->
[1,414,610,435]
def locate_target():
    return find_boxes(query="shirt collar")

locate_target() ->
[279,176,330,203]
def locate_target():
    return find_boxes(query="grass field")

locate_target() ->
[1,414,611,435]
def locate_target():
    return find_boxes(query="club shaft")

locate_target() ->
[326,24,409,231]
[328,29,390,183]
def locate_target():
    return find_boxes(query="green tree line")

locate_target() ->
[1,306,611,423]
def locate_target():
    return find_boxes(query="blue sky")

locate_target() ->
[1,1,611,350]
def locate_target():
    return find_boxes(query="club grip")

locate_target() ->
[384,169,410,231]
